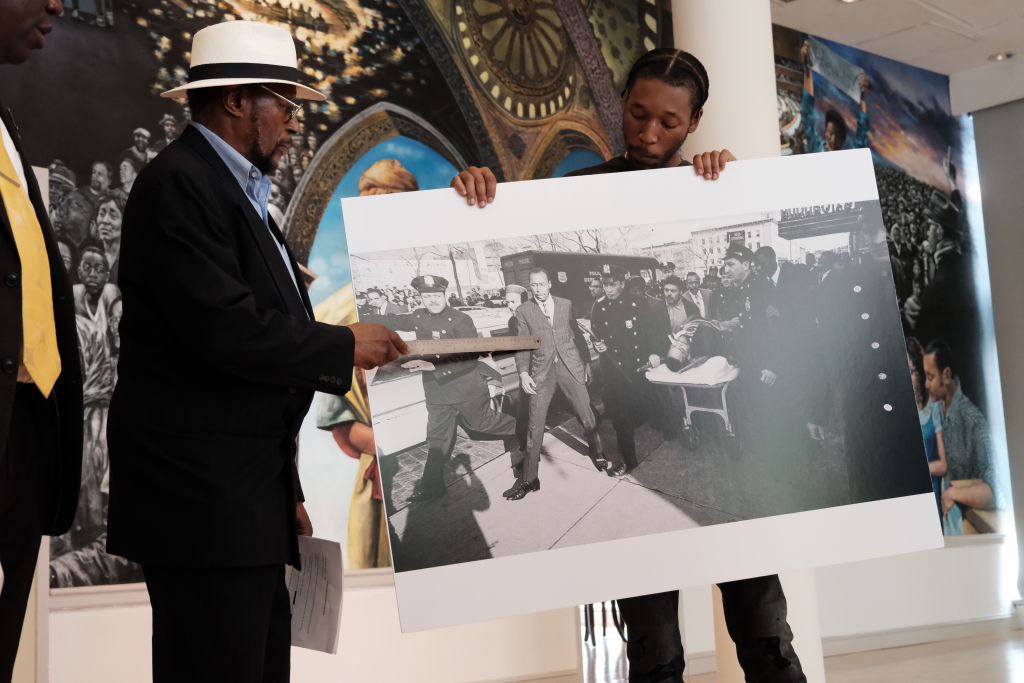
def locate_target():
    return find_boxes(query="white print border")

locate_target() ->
[343,149,879,254]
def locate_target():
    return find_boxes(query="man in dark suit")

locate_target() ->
[510,268,613,500]
[105,21,405,682]
[0,1,84,677]
[366,287,406,316]
[681,271,712,320]
[753,246,822,431]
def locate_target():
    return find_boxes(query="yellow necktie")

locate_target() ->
[0,139,61,396]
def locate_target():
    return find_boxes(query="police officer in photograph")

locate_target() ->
[590,264,655,474]
[385,274,519,502]
[809,210,929,504]
[721,243,792,449]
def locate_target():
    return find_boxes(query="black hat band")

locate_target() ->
[188,62,302,83]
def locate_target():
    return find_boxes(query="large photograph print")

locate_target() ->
[345,151,942,631]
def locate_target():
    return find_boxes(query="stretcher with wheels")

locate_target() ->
[645,356,740,449]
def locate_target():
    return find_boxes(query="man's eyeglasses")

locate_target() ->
[259,85,301,122]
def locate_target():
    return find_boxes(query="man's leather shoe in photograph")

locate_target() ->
[606,463,628,477]
[506,479,540,501]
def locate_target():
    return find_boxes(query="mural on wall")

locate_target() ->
[773,24,1011,536]
[0,0,673,587]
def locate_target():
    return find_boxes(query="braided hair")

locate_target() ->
[622,48,710,117]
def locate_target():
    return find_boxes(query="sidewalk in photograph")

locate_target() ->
[384,400,851,572]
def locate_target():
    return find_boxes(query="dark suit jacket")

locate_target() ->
[514,297,590,385]
[106,126,354,568]
[378,301,406,315]
[681,288,712,319]
[0,105,83,536]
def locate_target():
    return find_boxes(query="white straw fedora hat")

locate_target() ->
[162,21,325,101]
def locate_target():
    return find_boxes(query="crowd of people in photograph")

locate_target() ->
[355,284,513,315]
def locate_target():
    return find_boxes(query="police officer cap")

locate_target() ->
[411,274,449,292]
[600,264,627,282]
[724,243,754,263]
[506,284,527,296]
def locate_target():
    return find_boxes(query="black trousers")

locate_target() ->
[143,563,291,683]
[0,385,45,682]
[600,366,639,470]
[617,576,806,683]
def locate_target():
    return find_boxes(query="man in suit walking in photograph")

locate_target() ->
[0,1,85,678]
[510,268,614,500]
[105,21,406,682]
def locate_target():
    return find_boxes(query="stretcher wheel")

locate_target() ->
[685,428,700,451]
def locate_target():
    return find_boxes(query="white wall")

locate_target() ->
[950,59,1024,116]
[817,539,1013,643]
[47,584,579,683]
[973,97,1024,600]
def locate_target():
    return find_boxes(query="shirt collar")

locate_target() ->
[191,122,258,188]
[949,380,964,413]
[191,122,272,222]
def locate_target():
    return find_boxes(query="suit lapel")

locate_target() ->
[180,127,308,319]
[0,109,15,246]
[272,215,314,319]
[0,106,45,244]
[0,105,67,286]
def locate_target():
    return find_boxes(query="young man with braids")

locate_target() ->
[451,49,806,683]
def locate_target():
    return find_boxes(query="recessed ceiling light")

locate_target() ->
[838,0,862,4]
[989,52,1014,62]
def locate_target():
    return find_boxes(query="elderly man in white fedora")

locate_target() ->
[106,20,407,683]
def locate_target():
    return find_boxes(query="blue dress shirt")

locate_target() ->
[191,122,300,293]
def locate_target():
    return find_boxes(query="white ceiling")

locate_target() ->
[770,0,1024,76]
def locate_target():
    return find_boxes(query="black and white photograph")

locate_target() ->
[343,151,943,631]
